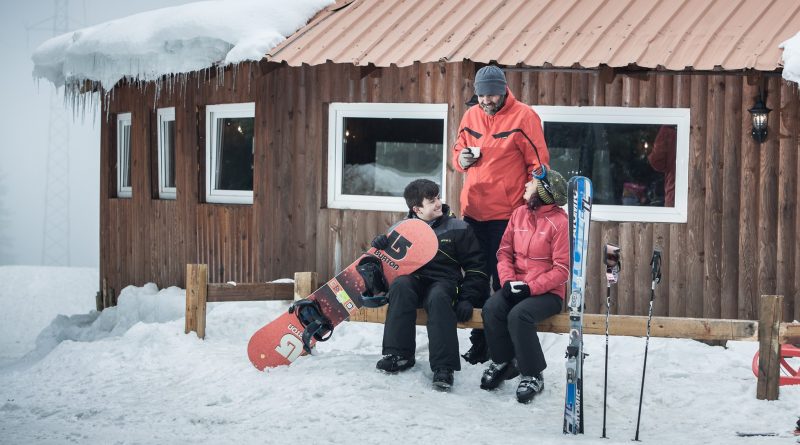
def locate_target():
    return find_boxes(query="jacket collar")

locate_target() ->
[494,87,518,117]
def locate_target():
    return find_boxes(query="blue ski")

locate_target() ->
[563,176,592,435]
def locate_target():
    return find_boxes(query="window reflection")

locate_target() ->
[341,117,443,197]
[545,122,676,208]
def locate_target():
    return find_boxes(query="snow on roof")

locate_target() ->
[781,31,800,84]
[32,0,334,91]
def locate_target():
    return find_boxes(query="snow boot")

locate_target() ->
[432,368,454,391]
[376,354,415,373]
[462,335,489,364]
[516,373,544,404]
[480,361,519,390]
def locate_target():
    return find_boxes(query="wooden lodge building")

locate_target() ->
[98,0,800,323]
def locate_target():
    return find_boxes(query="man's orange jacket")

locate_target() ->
[452,89,549,221]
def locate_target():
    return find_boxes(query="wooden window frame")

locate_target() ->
[204,102,255,205]
[326,102,449,212]
[116,112,132,198]
[535,106,690,223]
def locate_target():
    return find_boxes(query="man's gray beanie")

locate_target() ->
[474,66,507,96]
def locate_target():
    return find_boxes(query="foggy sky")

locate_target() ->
[0,0,192,267]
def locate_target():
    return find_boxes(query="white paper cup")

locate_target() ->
[468,146,481,158]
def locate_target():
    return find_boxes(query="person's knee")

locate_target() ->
[425,287,453,312]
[387,276,418,307]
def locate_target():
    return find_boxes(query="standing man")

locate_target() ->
[452,65,550,364]
[372,179,488,391]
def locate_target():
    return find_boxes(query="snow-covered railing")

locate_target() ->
[184,264,797,401]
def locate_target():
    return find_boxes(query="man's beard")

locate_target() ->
[480,96,506,115]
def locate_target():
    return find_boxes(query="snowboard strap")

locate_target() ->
[288,299,334,353]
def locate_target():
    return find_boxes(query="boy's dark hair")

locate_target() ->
[403,179,440,210]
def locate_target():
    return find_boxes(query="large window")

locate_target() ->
[327,103,448,211]
[205,103,255,204]
[157,107,176,200]
[535,106,689,223]
[116,112,132,198]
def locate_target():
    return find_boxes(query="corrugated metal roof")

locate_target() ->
[268,0,800,71]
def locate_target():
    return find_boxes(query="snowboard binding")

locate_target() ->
[288,299,334,353]
[356,255,389,307]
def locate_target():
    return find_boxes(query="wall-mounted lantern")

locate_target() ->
[748,97,771,144]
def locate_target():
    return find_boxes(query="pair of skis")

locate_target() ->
[562,176,663,439]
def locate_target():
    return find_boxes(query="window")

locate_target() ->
[116,112,132,198]
[157,107,176,199]
[205,103,255,204]
[327,103,448,211]
[534,106,689,223]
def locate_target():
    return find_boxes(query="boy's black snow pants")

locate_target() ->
[382,275,461,371]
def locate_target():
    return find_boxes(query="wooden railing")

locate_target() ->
[184,264,799,401]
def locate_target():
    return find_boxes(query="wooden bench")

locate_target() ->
[184,264,799,400]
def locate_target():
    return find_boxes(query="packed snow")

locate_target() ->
[31,0,333,91]
[782,31,800,84]
[0,266,797,444]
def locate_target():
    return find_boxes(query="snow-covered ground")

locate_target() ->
[0,266,797,444]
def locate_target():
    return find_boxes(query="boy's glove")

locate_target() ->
[371,234,389,250]
[454,300,474,322]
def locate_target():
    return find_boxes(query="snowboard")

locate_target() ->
[247,218,438,370]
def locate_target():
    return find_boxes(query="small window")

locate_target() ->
[157,107,176,199]
[327,103,448,211]
[205,103,255,204]
[535,106,689,223]
[116,112,132,198]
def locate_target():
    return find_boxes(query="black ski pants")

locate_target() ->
[482,289,562,376]
[382,275,461,371]
[463,217,509,347]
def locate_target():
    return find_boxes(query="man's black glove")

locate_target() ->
[454,300,474,322]
[371,234,389,250]
[502,281,530,305]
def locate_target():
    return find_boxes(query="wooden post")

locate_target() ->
[294,272,318,301]
[185,264,208,338]
[756,295,782,400]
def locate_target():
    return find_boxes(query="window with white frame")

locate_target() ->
[157,107,176,199]
[328,103,448,212]
[534,106,689,223]
[116,112,132,198]
[205,103,255,204]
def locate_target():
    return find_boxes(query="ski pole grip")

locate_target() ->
[650,249,662,286]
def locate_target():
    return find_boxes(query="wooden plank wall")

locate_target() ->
[100,62,800,322]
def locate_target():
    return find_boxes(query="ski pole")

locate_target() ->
[601,244,621,439]
[634,249,662,441]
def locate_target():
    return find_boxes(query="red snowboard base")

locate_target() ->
[247,218,437,370]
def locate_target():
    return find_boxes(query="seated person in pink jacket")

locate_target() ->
[479,168,570,403]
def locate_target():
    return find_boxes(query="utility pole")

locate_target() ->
[36,0,72,266]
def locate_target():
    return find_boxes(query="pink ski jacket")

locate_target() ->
[496,203,570,299]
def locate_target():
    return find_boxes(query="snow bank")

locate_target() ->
[0,266,97,364]
[7,283,186,370]
[782,31,800,84]
[32,0,333,91]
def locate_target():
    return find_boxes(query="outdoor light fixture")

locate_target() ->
[748,96,771,144]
